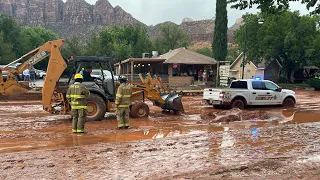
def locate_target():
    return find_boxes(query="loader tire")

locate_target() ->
[130,102,150,118]
[86,94,106,121]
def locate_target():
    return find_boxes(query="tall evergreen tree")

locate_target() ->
[212,0,228,61]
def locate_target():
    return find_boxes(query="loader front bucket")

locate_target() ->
[161,93,184,113]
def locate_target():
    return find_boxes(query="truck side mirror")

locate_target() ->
[277,88,282,92]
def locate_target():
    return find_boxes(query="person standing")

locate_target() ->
[115,75,132,129]
[198,70,203,82]
[66,74,90,133]
[23,68,30,81]
[193,69,197,81]
[203,70,207,83]
[29,66,36,87]
[209,69,214,81]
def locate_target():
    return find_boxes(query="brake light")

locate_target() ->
[219,92,224,98]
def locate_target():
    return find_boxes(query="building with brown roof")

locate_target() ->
[229,53,282,82]
[114,48,217,86]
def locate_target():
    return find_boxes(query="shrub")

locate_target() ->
[278,76,288,83]
[307,78,320,90]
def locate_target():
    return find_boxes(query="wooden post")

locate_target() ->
[126,63,129,76]
[131,61,134,82]
[216,61,220,87]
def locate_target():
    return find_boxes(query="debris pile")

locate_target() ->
[199,108,271,123]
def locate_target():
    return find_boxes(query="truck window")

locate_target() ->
[230,81,248,89]
[264,82,278,91]
[252,81,264,90]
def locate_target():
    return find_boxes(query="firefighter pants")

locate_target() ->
[116,108,130,128]
[71,109,87,133]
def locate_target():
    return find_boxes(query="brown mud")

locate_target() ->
[0,90,320,179]
[0,92,42,101]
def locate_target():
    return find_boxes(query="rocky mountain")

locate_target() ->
[0,0,141,39]
[0,0,241,43]
[147,19,214,43]
[147,18,241,44]
[0,0,141,25]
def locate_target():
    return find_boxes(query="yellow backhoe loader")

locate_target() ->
[0,39,184,121]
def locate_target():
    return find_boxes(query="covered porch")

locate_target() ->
[161,48,217,86]
[114,58,168,82]
[166,63,217,86]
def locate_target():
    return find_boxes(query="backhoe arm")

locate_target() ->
[0,40,67,112]
[41,41,67,113]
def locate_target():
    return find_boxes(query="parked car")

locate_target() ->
[0,63,23,81]
[91,69,118,81]
[203,79,296,109]
[35,69,46,79]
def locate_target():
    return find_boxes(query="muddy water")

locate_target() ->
[0,90,319,154]
[0,90,320,179]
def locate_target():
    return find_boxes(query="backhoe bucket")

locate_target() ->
[161,93,184,113]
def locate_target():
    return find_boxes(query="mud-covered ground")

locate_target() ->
[0,90,320,179]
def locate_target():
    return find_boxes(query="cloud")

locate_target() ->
[63,0,311,27]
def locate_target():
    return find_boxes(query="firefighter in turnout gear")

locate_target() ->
[66,74,90,133]
[115,75,132,129]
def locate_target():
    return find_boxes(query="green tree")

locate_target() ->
[99,27,115,57]
[0,14,25,57]
[113,41,132,61]
[235,11,320,82]
[235,14,265,63]
[226,46,240,62]
[85,25,153,62]
[212,0,228,61]
[133,26,153,58]
[62,36,84,58]
[195,46,240,63]
[0,32,15,64]
[196,47,213,57]
[155,24,190,53]
[153,39,167,55]
[21,26,59,70]
[83,33,103,56]
[22,26,58,50]
[229,0,320,14]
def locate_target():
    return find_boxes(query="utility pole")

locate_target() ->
[241,25,247,79]
[241,16,264,79]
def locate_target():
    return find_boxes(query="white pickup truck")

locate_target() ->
[203,79,296,109]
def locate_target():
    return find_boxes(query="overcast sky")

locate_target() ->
[63,0,311,27]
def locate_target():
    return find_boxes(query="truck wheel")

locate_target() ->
[231,99,245,109]
[130,102,150,118]
[282,98,295,108]
[86,94,106,121]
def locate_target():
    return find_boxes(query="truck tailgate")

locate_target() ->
[203,89,221,100]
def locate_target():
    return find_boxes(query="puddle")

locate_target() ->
[0,127,209,153]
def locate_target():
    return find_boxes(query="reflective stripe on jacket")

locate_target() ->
[66,82,90,109]
[115,83,132,108]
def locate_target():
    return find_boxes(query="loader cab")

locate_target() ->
[68,56,117,100]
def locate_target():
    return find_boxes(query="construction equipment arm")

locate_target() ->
[0,40,67,112]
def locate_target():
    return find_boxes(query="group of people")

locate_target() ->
[197,69,214,82]
[173,67,214,83]
[22,66,36,87]
[66,72,132,133]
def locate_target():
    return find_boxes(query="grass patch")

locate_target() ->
[278,83,311,88]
